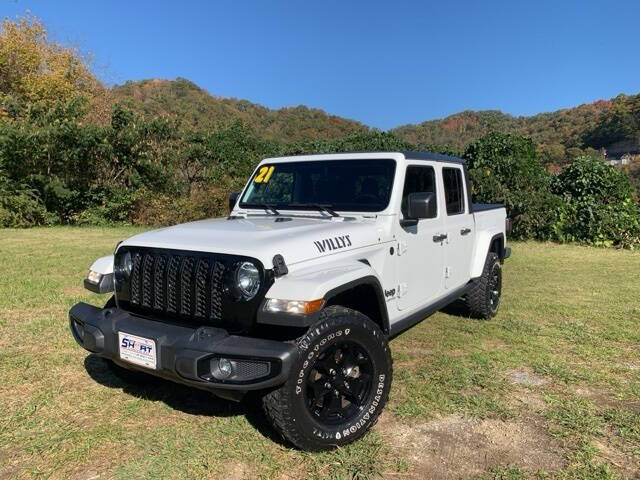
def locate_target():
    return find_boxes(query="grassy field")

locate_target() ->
[0,227,638,480]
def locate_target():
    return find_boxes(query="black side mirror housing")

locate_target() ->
[228,191,240,212]
[402,192,437,227]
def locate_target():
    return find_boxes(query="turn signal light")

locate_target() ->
[264,298,325,315]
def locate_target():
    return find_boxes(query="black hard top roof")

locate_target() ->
[279,150,466,164]
[402,150,466,164]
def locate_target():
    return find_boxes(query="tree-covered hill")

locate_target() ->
[113,76,640,164]
[111,78,369,143]
[392,95,640,162]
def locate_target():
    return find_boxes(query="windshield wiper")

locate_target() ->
[289,203,340,217]
[249,203,280,215]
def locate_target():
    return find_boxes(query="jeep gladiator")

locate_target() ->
[70,151,510,450]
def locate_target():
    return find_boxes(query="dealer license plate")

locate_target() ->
[118,331,157,370]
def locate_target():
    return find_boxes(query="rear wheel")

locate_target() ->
[262,306,392,451]
[465,252,502,319]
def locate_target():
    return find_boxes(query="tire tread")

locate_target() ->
[262,306,392,451]
[464,252,501,319]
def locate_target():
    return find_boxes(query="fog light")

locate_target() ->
[217,358,232,379]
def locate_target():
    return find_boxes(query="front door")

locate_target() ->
[396,164,446,311]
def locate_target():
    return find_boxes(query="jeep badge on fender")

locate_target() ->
[69,151,510,451]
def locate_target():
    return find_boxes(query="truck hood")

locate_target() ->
[119,216,380,268]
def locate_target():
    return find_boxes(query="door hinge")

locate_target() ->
[398,283,408,297]
[397,241,408,256]
[444,266,451,279]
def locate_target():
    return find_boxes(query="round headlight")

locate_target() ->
[235,261,261,300]
[115,251,132,280]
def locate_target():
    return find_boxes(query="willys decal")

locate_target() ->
[314,235,352,253]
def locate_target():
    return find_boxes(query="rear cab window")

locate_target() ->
[442,166,466,215]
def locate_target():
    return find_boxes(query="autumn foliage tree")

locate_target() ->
[0,15,108,118]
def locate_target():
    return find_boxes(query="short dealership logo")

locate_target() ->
[314,235,352,253]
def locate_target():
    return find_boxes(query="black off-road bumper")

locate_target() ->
[69,302,297,398]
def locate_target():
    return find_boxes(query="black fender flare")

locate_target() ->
[322,275,390,334]
[488,233,509,261]
[256,275,390,333]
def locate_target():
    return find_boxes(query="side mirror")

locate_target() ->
[402,192,437,227]
[228,191,240,212]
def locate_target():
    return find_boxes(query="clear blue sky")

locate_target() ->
[3,0,640,129]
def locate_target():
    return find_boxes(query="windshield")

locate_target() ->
[240,159,396,212]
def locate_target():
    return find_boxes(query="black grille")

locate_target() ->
[122,249,229,323]
[115,246,271,332]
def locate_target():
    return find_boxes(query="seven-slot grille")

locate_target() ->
[127,250,226,322]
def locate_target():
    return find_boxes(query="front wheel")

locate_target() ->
[262,306,392,451]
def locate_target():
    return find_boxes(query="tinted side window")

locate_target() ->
[442,167,465,215]
[401,166,436,218]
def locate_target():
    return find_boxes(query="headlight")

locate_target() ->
[115,251,132,281]
[235,261,261,300]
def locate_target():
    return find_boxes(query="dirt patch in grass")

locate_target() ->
[572,385,640,411]
[592,438,639,480]
[225,461,254,480]
[508,369,547,387]
[508,388,547,412]
[378,413,565,479]
[482,339,508,351]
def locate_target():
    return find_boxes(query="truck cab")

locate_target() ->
[70,151,509,451]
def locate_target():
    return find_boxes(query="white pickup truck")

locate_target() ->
[70,151,510,450]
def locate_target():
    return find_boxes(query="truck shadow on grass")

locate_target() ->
[83,354,283,444]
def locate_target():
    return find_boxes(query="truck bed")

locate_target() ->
[472,203,504,212]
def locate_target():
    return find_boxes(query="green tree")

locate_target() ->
[463,132,563,239]
[552,156,640,247]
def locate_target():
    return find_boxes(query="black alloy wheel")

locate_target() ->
[488,261,502,313]
[262,306,392,451]
[304,341,374,425]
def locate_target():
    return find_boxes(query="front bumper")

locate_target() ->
[69,302,297,394]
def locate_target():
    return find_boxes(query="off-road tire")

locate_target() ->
[465,252,502,319]
[262,306,392,451]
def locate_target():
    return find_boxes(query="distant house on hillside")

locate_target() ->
[603,140,639,166]
[606,155,631,166]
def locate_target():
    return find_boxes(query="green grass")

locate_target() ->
[0,227,639,479]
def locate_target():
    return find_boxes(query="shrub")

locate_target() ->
[0,168,53,227]
[552,156,640,248]
[132,186,230,226]
[463,132,563,240]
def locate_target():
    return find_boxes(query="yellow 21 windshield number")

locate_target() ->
[254,165,275,184]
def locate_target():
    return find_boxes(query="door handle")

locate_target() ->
[460,228,472,235]
[432,233,448,243]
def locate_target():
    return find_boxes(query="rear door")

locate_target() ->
[441,165,474,289]
[396,164,446,311]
